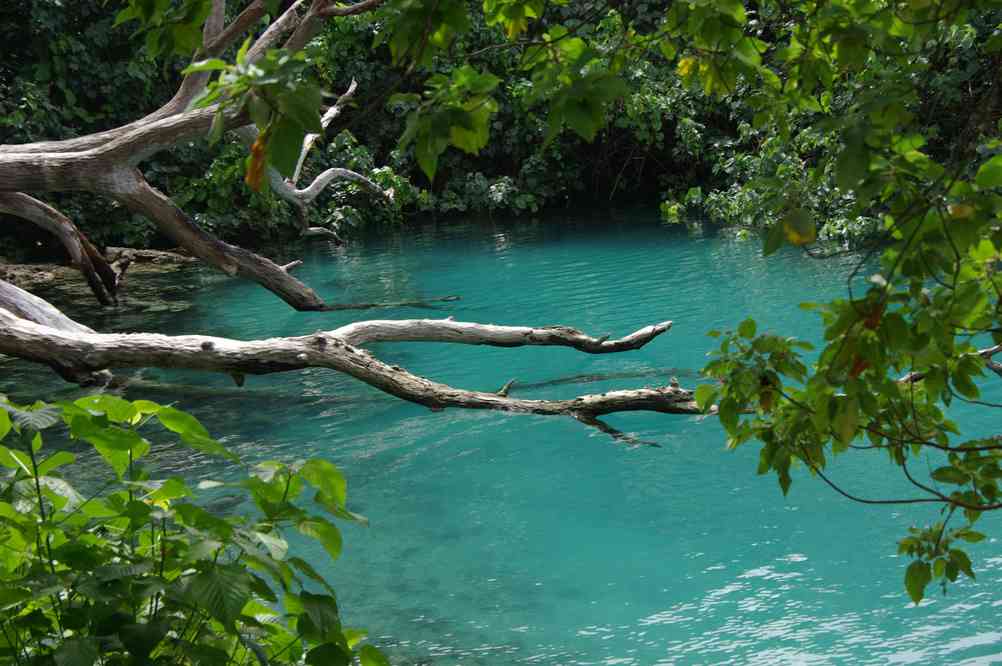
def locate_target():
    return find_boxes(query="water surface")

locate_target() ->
[5,211,1002,665]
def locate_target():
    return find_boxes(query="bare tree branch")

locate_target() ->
[0,304,700,439]
[108,169,328,310]
[331,319,673,351]
[317,0,387,17]
[0,194,118,305]
[292,78,358,183]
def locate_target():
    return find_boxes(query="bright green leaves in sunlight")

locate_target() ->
[545,72,629,143]
[184,44,324,192]
[519,25,628,143]
[975,154,1002,188]
[114,0,214,58]
[394,65,501,181]
[483,0,556,39]
[0,395,387,664]
[377,0,470,66]
[900,521,978,604]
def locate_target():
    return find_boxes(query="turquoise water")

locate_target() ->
[5,211,1002,664]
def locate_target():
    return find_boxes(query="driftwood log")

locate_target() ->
[0,279,698,443]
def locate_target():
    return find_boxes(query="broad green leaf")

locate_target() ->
[782,208,816,245]
[975,155,1002,188]
[279,86,324,133]
[69,416,149,478]
[0,402,62,432]
[832,396,859,448]
[763,222,786,256]
[118,622,169,660]
[298,517,343,562]
[37,451,75,476]
[359,645,392,666]
[75,394,137,423]
[300,591,342,642]
[146,477,192,503]
[180,565,251,629]
[738,319,757,338]
[950,549,974,579]
[694,384,718,412]
[253,530,289,560]
[305,642,352,666]
[956,530,986,543]
[301,459,347,509]
[181,58,229,74]
[904,560,931,603]
[268,117,307,179]
[157,407,236,460]
[930,466,968,485]
[289,556,337,595]
[53,638,99,666]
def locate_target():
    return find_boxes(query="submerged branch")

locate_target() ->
[0,305,699,441]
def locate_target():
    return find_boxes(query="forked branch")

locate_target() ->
[0,295,698,442]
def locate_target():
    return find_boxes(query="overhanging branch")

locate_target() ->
[0,305,699,439]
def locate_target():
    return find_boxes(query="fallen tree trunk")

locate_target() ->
[0,287,699,442]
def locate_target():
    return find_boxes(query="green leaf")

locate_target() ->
[782,207,816,245]
[72,394,133,421]
[956,530,985,543]
[0,402,62,432]
[182,58,229,74]
[763,222,786,256]
[975,155,1002,188]
[253,530,288,560]
[718,398,739,434]
[694,384,718,412]
[930,466,969,485]
[37,451,74,476]
[208,111,226,145]
[832,396,859,448]
[737,318,757,338]
[53,638,99,666]
[179,565,251,629]
[306,642,352,666]
[298,517,343,562]
[359,645,392,666]
[289,556,336,595]
[836,130,869,190]
[268,117,307,179]
[950,549,974,579]
[952,371,980,400]
[174,502,233,539]
[904,560,931,604]
[0,409,10,441]
[146,477,192,503]
[300,591,342,642]
[301,459,347,510]
[157,407,236,461]
[248,93,272,131]
[69,416,149,479]
[118,622,169,660]
[278,86,323,133]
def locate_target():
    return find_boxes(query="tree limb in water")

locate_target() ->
[0,296,698,442]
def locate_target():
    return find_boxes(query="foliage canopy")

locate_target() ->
[4,0,1002,609]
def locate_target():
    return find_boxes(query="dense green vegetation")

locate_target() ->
[0,395,388,664]
[3,2,1002,658]
[1,1,730,253]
